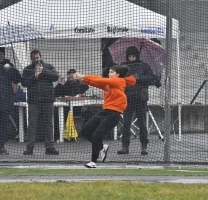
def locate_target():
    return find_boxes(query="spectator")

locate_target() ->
[21,50,59,155]
[54,69,89,97]
[54,69,89,141]
[12,83,26,103]
[0,47,21,154]
[117,46,155,155]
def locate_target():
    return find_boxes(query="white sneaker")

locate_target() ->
[100,144,109,163]
[84,161,96,168]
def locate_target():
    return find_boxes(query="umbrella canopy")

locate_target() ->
[0,24,44,46]
[108,37,166,74]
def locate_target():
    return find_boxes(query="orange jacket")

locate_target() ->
[83,75,136,113]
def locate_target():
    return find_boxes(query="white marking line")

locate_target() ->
[169,170,208,173]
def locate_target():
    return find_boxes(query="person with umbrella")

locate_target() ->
[21,50,59,155]
[73,65,136,168]
[117,46,155,155]
[0,47,21,154]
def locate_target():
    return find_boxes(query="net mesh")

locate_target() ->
[0,0,208,164]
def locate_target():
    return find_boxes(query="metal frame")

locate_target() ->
[117,108,164,141]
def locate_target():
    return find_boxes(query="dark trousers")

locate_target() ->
[80,109,120,162]
[0,110,10,148]
[122,97,148,147]
[26,103,54,149]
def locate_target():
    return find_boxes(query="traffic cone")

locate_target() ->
[64,111,78,141]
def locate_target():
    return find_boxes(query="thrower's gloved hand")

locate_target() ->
[73,72,85,81]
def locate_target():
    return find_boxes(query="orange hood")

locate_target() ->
[123,75,136,86]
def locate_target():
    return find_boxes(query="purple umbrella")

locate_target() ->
[108,37,166,74]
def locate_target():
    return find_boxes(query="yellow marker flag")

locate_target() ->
[64,111,78,141]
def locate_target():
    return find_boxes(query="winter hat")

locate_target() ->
[126,46,140,61]
[67,69,76,74]
[0,47,5,54]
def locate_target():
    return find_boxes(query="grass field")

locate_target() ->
[0,167,208,176]
[1,181,208,200]
[0,167,207,199]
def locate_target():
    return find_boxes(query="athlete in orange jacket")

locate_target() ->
[74,65,136,168]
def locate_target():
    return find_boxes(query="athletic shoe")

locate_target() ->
[84,161,96,168]
[100,144,109,162]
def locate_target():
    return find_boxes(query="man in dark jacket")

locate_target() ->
[21,50,59,155]
[54,69,89,140]
[117,46,155,155]
[54,69,89,97]
[0,47,21,154]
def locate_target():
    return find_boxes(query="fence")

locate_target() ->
[0,0,208,165]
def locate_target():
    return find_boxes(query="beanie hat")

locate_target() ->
[126,46,140,61]
[0,47,5,54]
[67,69,76,74]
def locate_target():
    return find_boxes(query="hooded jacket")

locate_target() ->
[0,59,21,110]
[123,46,155,101]
[83,75,136,113]
[21,60,59,104]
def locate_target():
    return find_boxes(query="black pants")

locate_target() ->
[0,110,10,148]
[122,97,148,147]
[80,109,120,162]
[26,103,54,149]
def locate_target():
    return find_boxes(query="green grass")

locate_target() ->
[0,167,208,176]
[0,181,208,200]
[0,167,208,199]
